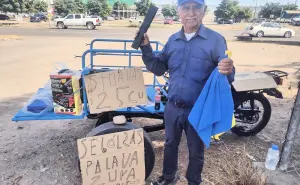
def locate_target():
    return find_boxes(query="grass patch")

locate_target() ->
[203,143,267,185]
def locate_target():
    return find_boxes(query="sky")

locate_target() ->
[151,0,300,6]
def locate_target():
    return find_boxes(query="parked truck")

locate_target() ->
[54,14,101,30]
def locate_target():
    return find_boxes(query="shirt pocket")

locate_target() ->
[168,46,184,71]
[189,51,215,83]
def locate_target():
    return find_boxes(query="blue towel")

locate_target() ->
[188,68,234,148]
[27,99,48,113]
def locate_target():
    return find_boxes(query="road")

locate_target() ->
[1,26,300,43]
[0,26,252,41]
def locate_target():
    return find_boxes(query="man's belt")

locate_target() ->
[169,99,194,108]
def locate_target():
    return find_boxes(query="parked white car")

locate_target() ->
[276,17,291,23]
[129,17,142,24]
[54,14,101,30]
[105,16,115,21]
[291,15,300,26]
[246,22,296,38]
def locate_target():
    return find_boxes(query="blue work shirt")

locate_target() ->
[140,24,235,106]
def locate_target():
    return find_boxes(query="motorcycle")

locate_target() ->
[230,70,288,136]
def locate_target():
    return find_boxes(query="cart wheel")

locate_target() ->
[78,121,155,180]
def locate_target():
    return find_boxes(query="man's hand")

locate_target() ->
[218,58,233,75]
[135,30,150,46]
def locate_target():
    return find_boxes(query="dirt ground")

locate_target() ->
[1,32,300,185]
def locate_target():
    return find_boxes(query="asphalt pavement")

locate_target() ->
[1,26,300,43]
[0,26,242,41]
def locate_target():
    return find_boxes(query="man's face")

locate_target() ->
[177,1,206,31]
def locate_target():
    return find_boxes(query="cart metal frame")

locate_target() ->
[12,38,169,130]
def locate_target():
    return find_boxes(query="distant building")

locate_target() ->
[109,0,140,18]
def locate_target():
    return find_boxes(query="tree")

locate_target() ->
[259,3,282,19]
[161,4,177,18]
[101,1,112,17]
[86,0,100,15]
[53,0,87,16]
[74,0,86,13]
[1,0,28,13]
[214,0,240,20]
[134,0,155,16]
[24,0,36,13]
[86,0,111,17]
[34,0,47,12]
[235,7,252,20]
[257,2,299,19]
[113,1,128,10]
[54,0,77,16]
[0,0,14,13]
[282,3,298,11]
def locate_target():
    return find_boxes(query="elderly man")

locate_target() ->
[139,0,235,184]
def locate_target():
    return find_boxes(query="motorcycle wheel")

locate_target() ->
[231,93,272,137]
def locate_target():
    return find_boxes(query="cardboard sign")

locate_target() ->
[84,67,147,114]
[77,129,145,185]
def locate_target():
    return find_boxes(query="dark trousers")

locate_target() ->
[162,101,205,185]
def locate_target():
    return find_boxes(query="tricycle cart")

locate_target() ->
[12,39,170,179]
[12,39,288,180]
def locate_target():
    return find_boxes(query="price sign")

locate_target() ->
[84,67,148,114]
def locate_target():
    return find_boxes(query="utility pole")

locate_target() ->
[295,0,298,5]
[280,7,284,19]
[253,0,258,20]
[279,81,300,171]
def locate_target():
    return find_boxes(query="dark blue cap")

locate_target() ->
[178,0,205,6]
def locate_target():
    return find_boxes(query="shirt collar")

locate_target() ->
[173,24,208,41]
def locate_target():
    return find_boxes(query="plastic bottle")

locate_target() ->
[155,87,160,93]
[154,92,161,111]
[265,144,280,170]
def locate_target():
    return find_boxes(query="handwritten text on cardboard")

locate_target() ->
[77,129,145,185]
[84,67,147,114]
